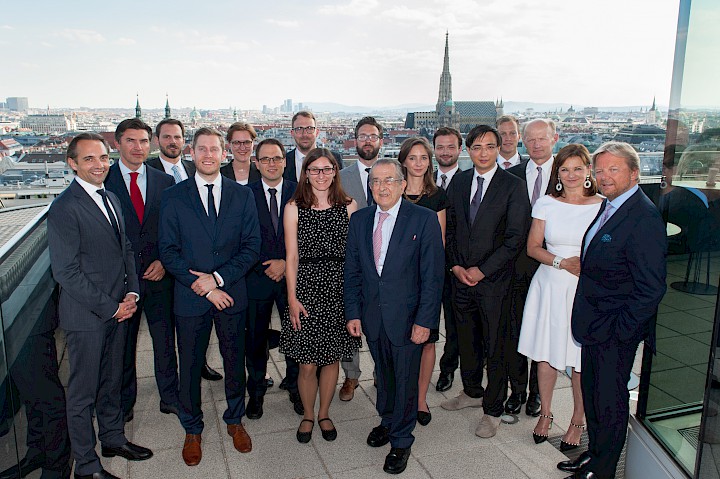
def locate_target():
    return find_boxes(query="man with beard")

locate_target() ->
[147,118,223,383]
[283,111,343,182]
[337,116,384,401]
[432,127,463,392]
[496,115,524,170]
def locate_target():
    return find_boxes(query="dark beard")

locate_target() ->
[160,145,181,159]
[356,145,380,161]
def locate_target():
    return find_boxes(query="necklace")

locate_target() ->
[404,189,426,204]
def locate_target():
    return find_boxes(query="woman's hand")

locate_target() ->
[289,297,308,331]
[561,256,581,276]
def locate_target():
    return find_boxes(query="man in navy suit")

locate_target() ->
[345,159,444,475]
[105,118,179,423]
[283,110,343,182]
[159,128,260,466]
[558,142,666,479]
[49,133,152,479]
[245,138,299,419]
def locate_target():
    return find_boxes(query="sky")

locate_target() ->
[0,0,681,111]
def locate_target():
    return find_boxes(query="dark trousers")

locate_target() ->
[122,277,177,414]
[245,293,290,398]
[65,321,127,476]
[438,271,459,375]
[176,308,246,434]
[454,284,507,417]
[367,327,423,449]
[581,339,638,479]
[504,279,539,396]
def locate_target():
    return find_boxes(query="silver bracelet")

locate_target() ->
[552,256,563,270]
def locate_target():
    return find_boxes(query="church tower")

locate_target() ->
[647,96,657,124]
[135,94,142,119]
[165,94,171,119]
[435,32,457,128]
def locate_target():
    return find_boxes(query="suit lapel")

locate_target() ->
[382,202,410,277]
[584,192,639,259]
[143,169,159,226]
[364,209,378,276]
[71,181,121,250]
[187,179,214,239]
[470,169,504,228]
[216,178,234,238]
[457,170,472,226]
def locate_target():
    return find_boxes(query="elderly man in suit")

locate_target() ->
[159,128,260,466]
[49,132,153,479]
[245,138,299,419]
[345,158,444,474]
[558,142,666,479]
[283,111,343,182]
[105,118,178,423]
[442,124,530,438]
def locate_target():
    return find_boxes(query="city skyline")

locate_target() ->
[1,0,680,110]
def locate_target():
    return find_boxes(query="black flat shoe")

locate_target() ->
[296,419,314,443]
[318,418,337,441]
[532,413,553,444]
[417,410,432,426]
[201,363,223,381]
[504,392,527,414]
[560,422,585,451]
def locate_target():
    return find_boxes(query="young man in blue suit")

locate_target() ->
[105,118,179,424]
[245,138,299,419]
[558,142,666,479]
[345,159,444,474]
[159,128,260,466]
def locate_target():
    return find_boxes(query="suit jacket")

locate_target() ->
[48,180,138,330]
[344,200,444,346]
[283,148,344,182]
[159,176,261,316]
[340,161,369,208]
[105,163,175,296]
[145,156,196,179]
[445,167,531,296]
[246,179,297,300]
[507,159,541,283]
[572,189,667,350]
[220,160,262,183]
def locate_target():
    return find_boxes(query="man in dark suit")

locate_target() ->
[105,118,179,423]
[497,115,524,170]
[432,127,463,392]
[49,132,153,479]
[147,118,222,382]
[159,127,260,466]
[283,110,343,182]
[505,118,557,416]
[345,158,444,475]
[558,142,666,479]
[442,124,530,439]
[220,122,261,184]
[245,138,299,419]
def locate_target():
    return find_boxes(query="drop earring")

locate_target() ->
[555,178,563,191]
[660,175,668,189]
[583,175,592,189]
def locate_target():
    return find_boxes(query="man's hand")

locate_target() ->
[466,266,485,283]
[411,324,430,344]
[114,294,137,322]
[347,319,362,338]
[561,256,581,277]
[206,289,234,310]
[142,260,166,281]
[452,265,479,287]
[190,270,217,296]
[263,259,286,282]
[289,297,308,331]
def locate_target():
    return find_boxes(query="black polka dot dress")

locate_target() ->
[279,204,361,366]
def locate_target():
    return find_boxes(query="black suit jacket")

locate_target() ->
[572,189,667,350]
[246,179,297,300]
[446,167,530,296]
[283,148,344,181]
[145,156,196,179]
[220,160,261,183]
[506,159,543,283]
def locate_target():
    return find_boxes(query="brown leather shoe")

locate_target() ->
[182,434,202,466]
[227,424,252,453]
[339,378,359,401]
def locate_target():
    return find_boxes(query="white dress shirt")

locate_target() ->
[525,156,555,201]
[497,152,521,169]
[194,173,222,217]
[436,164,460,188]
[118,160,147,201]
[262,179,283,217]
[373,198,402,276]
[160,156,188,181]
[471,164,498,206]
[74,176,119,225]
[358,162,372,202]
[294,150,305,182]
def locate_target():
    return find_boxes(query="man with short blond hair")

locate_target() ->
[496,115,523,169]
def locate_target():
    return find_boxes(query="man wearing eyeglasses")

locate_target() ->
[442,124,530,439]
[337,116,385,401]
[284,111,343,182]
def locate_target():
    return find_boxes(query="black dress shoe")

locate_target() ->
[564,471,598,479]
[74,469,121,479]
[525,392,541,417]
[289,391,304,415]
[160,401,180,416]
[279,378,289,390]
[558,451,592,473]
[435,371,453,392]
[383,447,411,475]
[246,397,264,419]
[265,376,274,388]
[504,392,527,414]
[367,425,390,447]
[101,442,153,461]
[201,363,223,381]
[0,453,44,479]
[417,411,432,426]
[123,409,134,423]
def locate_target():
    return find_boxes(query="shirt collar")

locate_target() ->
[376,197,402,218]
[75,176,105,196]
[262,178,283,195]
[608,184,639,209]
[474,163,498,181]
[194,172,222,193]
[528,155,554,171]
[438,164,459,178]
[118,159,145,177]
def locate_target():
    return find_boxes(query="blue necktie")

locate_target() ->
[469,176,484,224]
[206,184,217,226]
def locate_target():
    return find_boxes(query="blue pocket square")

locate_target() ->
[601,234,612,243]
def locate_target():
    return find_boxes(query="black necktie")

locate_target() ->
[268,187,279,234]
[206,184,217,226]
[96,189,121,244]
[469,176,484,224]
[365,167,374,206]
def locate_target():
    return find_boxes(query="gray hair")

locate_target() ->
[521,118,556,138]
[592,141,640,175]
[370,158,404,180]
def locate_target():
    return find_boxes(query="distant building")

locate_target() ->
[165,95,171,119]
[6,97,29,112]
[20,114,77,134]
[135,94,142,119]
[0,138,23,156]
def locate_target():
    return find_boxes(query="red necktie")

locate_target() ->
[129,172,144,224]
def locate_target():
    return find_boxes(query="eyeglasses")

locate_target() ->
[357,134,380,142]
[230,140,253,148]
[307,166,335,176]
[469,144,497,152]
[257,156,284,165]
[369,178,403,187]
[291,126,316,134]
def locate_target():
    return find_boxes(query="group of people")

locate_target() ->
[46,110,667,479]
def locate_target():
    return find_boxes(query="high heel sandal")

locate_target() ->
[532,413,553,444]
[560,422,585,451]
[296,419,314,443]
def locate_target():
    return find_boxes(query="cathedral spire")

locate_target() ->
[135,93,142,119]
[436,31,453,118]
[165,94,171,119]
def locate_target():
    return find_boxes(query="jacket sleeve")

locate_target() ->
[343,214,364,321]
[413,213,445,329]
[215,189,261,285]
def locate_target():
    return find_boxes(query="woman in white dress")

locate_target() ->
[517,144,603,451]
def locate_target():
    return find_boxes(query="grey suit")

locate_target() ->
[48,179,138,475]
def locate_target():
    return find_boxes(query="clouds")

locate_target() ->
[266,18,300,28]
[58,28,105,44]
